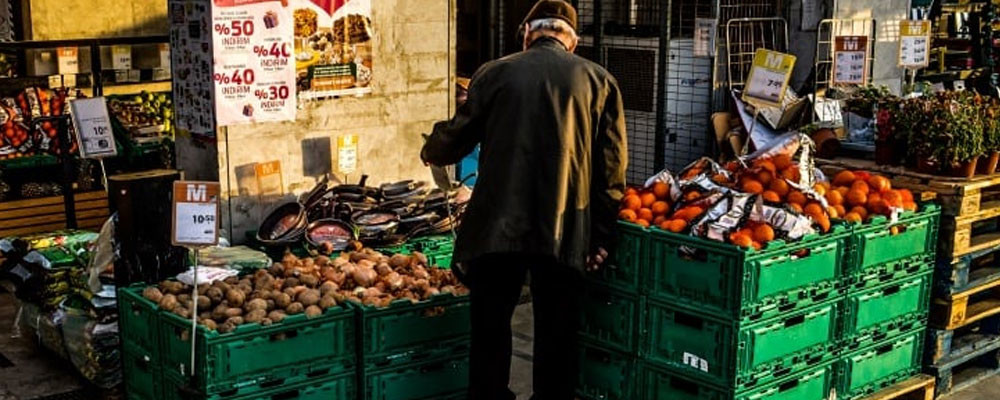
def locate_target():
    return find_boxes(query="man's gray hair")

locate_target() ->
[527,18,578,40]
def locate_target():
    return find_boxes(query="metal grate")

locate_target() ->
[725,17,789,92]
[812,18,878,120]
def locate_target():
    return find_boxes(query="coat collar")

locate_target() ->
[529,35,569,52]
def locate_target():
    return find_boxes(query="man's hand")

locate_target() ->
[586,247,608,272]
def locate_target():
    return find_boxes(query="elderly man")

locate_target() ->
[421,1,627,399]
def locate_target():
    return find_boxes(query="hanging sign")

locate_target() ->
[172,181,221,246]
[899,20,931,69]
[743,49,796,108]
[693,18,717,58]
[211,0,297,126]
[254,160,284,195]
[70,97,118,159]
[833,36,868,85]
[337,134,358,174]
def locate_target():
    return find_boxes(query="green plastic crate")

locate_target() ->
[123,344,162,400]
[640,361,836,400]
[163,369,355,400]
[118,286,163,358]
[648,225,848,322]
[836,329,925,400]
[842,253,934,292]
[377,235,455,269]
[644,298,839,390]
[363,353,469,400]
[577,340,639,400]
[159,304,355,395]
[579,281,643,353]
[586,221,647,294]
[841,271,932,346]
[848,203,939,275]
[357,293,471,369]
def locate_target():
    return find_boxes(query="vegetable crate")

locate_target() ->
[847,204,940,277]
[589,221,648,294]
[935,246,1000,297]
[162,369,356,400]
[158,303,355,395]
[639,360,837,400]
[118,286,163,359]
[578,280,644,354]
[356,293,470,370]
[643,298,840,391]
[378,235,456,269]
[840,271,933,348]
[361,352,469,400]
[123,343,162,400]
[576,339,639,400]
[835,328,925,400]
[647,226,849,323]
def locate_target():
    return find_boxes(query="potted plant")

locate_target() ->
[874,95,905,165]
[936,92,984,178]
[902,97,938,173]
[978,99,1000,175]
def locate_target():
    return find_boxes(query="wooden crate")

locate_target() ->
[0,191,109,237]
[930,278,1000,330]
[856,374,934,400]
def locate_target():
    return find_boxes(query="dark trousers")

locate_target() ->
[466,253,582,400]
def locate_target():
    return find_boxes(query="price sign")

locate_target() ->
[899,20,931,69]
[742,49,797,108]
[833,36,868,85]
[254,160,283,195]
[694,18,717,58]
[69,97,118,159]
[337,134,358,174]
[172,181,221,246]
[111,45,132,70]
[57,47,79,75]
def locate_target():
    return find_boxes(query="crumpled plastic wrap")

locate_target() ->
[61,299,121,389]
[698,193,761,243]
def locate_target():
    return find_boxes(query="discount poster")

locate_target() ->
[291,0,374,99]
[211,0,297,125]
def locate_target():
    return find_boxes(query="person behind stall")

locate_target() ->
[420,1,627,399]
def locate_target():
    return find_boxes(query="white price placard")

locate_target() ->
[833,36,868,85]
[338,134,358,174]
[57,47,79,75]
[743,49,796,107]
[70,97,118,159]
[899,20,931,69]
[111,45,132,70]
[172,181,220,246]
[694,18,717,58]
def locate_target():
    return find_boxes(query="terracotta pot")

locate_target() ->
[950,158,978,179]
[875,140,894,166]
[811,128,840,159]
[916,157,938,174]
[977,151,1000,175]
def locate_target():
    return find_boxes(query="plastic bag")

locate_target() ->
[61,303,121,389]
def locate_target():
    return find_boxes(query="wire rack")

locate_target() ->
[711,0,783,111]
[725,17,789,92]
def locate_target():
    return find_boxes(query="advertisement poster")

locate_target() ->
[169,0,217,135]
[212,0,297,125]
[291,0,374,99]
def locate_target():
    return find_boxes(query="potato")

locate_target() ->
[282,287,298,299]
[173,307,191,318]
[298,289,321,307]
[389,254,409,268]
[199,311,212,320]
[274,292,292,308]
[205,287,224,304]
[159,294,179,311]
[283,277,300,289]
[224,307,243,318]
[412,252,429,267]
[320,281,339,296]
[225,316,245,326]
[352,267,377,287]
[305,305,322,318]
[423,287,440,299]
[269,262,285,276]
[200,319,218,331]
[375,263,392,276]
[266,299,276,311]
[224,276,240,285]
[286,302,304,315]
[218,322,236,334]
[411,265,430,280]
[268,310,287,323]
[300,274,319,288]
[226,289,246,307]
[177,294,191,304]
[245,309,267,324]
[315,255,331,266]
[319,296,337,309]
[246,298,268,312]
[143,287,164,303]
[160,281,185,295]
[249,290,270,301]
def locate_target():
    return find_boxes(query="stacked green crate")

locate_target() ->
[834,204,939,399]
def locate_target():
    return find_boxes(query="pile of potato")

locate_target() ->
[141,248,468,333]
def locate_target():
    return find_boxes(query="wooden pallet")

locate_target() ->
[0,191,109,237]
[930,278,1000,330]
[926,313,1000,366]
[936,247,1000,297]
[927,341,1000,396]
[856,374,935,400]
[938,208,1000,259]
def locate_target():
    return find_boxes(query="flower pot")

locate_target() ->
[950,158,979,179]
[916,157,938,174]
[811,128,840,159]
[977,151,1000,175]
[875,140,894,166]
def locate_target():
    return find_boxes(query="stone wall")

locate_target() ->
[22,0,168,40]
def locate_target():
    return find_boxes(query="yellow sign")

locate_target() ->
[254,160,283,195]
[899,20,932,69]
[742,49,796,108]
[337,134,359,174]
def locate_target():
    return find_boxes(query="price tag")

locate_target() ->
[111,45,132,70]
[158,43,171,71]
[172,181,221,246]
[57,47,79,75]
[254,160,283,195]
[742,49,796,108]
[63,74,77,88]
[694,18,717,58]
[69,97,118,159]
[899,20,931,69]
[833,36,868,85]
[48,75,63,89]
[337,134,358,174]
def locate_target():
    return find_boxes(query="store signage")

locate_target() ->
[158,44,171,72]
[694,18,717,58]
[69,97,118,159]
[337,134,358,174]
[899,20,931,69]
[833,36,867,85]
[293,0,375,99]
[111,45,132,70]
[254,160,284,195]
[56,47,79,75]
[743,49,796,108]
[211,0,297,126]
[172,181,221,246]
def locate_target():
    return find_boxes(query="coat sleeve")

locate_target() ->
[591,78,628,252]
[420,67,490,166]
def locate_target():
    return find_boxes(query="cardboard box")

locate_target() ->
[25,49,57,76]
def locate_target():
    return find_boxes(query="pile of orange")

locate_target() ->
[659,205,706,233]
[827,170,916,223]
[728,221,776,250]
[618,182,673,228]
[738,154,800,202]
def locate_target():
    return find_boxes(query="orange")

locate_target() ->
[868,175,892,193]
[652,182,670,200]
[752,241,763,251]
[825,190,844,206]
[812,183,827,197]
[731,233,754,248]
[846,189,868,207]
[850,206,869,221]
[788,191,807,205]
[742,179,764,194]
[804,203,824,216]
[854,170,871,182]
[781,167,801,182]
[844,212,863,223]
[817,181,831,191]
[738,227,755,238]
[666,219,687,233]
[651,201,671,216]
[712,174,730,185]
[762,190,781,202]
[758,170,774,185]
[625,187,639,196]
[826,206,840,219]
[618,209,637,222]
[834,205,847,217]
[789,203,804,213]
[836,186,850,197]
[902,201,917,211]
[883,191,904,208]
[653,216,667,226]
[851,180,870,195]
[684,190,702,202]
[814,213,831,233]
[833,170,856,186]
[755,159,777,174]
[868,192,882,205]
[640,192,657,208]
[867,198,889,216]
[635,219,650,228]
[899,189,914,202]
[769,179,790,197]
[753,224,775,243]
[638,208,654,222]
[623,194,642,211]
[773,154,793,170]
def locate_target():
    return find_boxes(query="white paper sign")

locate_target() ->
[743,49,796,107]
[172,181,220,247]
[899,20,931,69]
[57,47,79,75]
[338,134,358,174]
[833,36,868,85]
[694,18,717,58]
[111,45,132,70]
[70,97,118,159]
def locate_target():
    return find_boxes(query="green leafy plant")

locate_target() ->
[982,99,1000,153]
[932,91,984,164]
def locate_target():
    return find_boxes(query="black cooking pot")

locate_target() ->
[352,209,400,241]
[304,218,356,251]
[257,202,307,244]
